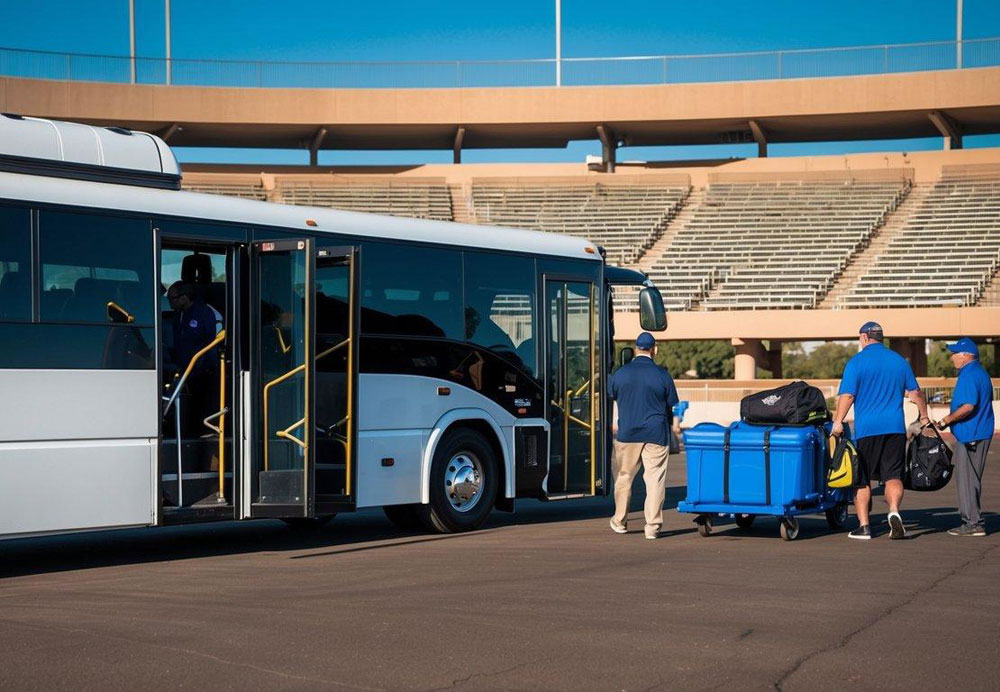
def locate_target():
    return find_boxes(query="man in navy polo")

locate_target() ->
[936,338,995,537]
[832,321,929,540]
[608,332,679,540]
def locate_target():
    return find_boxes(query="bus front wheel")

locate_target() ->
[419,428,498,533]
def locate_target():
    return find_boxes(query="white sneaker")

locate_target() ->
[644,526,660,540]
[887,512,906,540]
[610,519,627,534]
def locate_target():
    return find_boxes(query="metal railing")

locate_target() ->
[1,37,998,89]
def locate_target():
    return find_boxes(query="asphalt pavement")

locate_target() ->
[1,441,997,691]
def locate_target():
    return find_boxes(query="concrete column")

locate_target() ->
[890,338,912,363]
[891,338,927,376]
[767,340,783,379]
[749,119,768,158]
[453,127,465,164]
[732,338,765,380]
[928,111,963,150]
[596,124,617,173]
[309,127,327,167]
[911,338,928,377]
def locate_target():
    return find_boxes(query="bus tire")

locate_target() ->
[383,504,424,532]
[419,428,498,533]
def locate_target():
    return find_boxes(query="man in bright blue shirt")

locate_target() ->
[608,332,679,540]
[936,338,995,537]
[832,321,929,540]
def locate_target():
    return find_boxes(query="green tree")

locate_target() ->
[928,341,997,377]
[614,340,734,379]
[783,342,856,379]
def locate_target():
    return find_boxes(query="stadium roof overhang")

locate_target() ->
[2,67,998,152]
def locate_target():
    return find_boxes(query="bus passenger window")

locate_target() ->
[38,211,153,325]
[464,252,537,377]
[360,242,463,339]
[0,206,31,321]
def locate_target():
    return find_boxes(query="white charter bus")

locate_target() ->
[0,115,666,539]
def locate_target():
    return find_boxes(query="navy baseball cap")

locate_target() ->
[636,332,656,350]
[946,337,979,357]
[859,321,883,335]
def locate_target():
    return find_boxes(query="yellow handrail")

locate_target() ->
[218,355,226,499]
[163,329,226,415]
[106,301,135,323]
[589,287,596,496]
[261,337,348,471]
[277,417,307,448]
[274,325,292,354]
[262,361,305,472]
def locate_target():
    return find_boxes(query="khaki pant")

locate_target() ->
[612,440,669,530]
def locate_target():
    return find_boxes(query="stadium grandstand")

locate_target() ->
[177,151,1000,318]
[2,41,999,382]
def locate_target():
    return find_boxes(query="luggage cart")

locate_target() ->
[678,421,851,541]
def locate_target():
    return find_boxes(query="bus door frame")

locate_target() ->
[541,273,604,499]
[245,239,359,519]
[312,244,359,515]
[155,227,245,524]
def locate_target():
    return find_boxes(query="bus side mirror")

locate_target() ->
[639,286,667,331]
[619,347,634,368]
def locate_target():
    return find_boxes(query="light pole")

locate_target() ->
[555,0,561,86]
[956,0,963,68]
[165,0,172,85]
[128,0,136,83]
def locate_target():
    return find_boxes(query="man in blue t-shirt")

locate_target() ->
[832,321,929,540]
[936,338,995,537]
[608,332,679,540]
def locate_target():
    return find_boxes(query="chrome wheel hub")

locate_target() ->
[444,453,483,513]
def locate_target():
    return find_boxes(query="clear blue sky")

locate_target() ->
[2,0,999,165]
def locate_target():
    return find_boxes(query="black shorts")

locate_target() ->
[855,433,907,484]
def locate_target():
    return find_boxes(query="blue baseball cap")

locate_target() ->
[859,321,883,335]
[946,337,979,357]
[636,332,656,350]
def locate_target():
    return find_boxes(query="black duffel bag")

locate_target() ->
[904,424,954,491]
[740,380,829,425]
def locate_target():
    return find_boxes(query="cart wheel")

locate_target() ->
[779,517,800,541]
[735,514,755,530]
[825,503,849,530]
[696,515,713,537]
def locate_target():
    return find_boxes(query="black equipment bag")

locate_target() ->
[740,380,829,426]
[904,424,954,491]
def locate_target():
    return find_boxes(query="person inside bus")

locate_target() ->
[165,281,222,441]
[466,288,524,368]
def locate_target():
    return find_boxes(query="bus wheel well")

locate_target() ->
[443,420,508,506]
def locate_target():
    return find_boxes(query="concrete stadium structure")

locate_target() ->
[2,67,998,382]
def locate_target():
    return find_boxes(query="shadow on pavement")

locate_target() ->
[0,488,680,579]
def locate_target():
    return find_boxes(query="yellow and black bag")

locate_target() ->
[827,436,860,488]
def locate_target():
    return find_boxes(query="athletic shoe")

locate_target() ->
[644,526,660,540]
[888,512,906,540]
[848,525,872,540]
[948,524,986,537]
[609,519,628,534]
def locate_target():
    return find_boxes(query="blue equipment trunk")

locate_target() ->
[682,422,826,510]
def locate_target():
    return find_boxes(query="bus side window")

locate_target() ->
[464,252,537,377]
[38,211,153,325]
[0,205,31,321]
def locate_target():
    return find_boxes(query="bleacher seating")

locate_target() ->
[182,175,268,201]
[841,165,1000,308]
[469,177,689,265]
[276,177,453,221]
[643,173,911,310]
